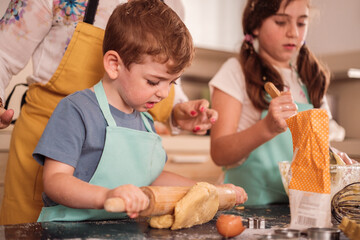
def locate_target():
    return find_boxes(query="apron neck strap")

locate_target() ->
[94,81,157,131]
[83,0,99,25]
[94,81,117,127]
[140,112,155,133]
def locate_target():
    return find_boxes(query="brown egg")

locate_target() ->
[216,214,246,238]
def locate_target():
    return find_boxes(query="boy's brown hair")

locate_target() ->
[103,0,194,74]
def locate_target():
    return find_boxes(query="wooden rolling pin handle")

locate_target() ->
[264,82,281,98]
[103,186,186,216]
[103,185,237,216]
[104,198,126,212]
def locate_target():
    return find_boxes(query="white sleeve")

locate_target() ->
[164,0,185,21]
[209,58,246,103]
[320,96,333,119]
[0,0,52,101]
[173,78,188,106]
[169,78,188,135]
[321,96,346,141]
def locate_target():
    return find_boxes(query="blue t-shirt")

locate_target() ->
[33,89,160,206]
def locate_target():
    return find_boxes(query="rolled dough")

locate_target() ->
[149,214,174,229]
[172,182,219,230]
[149,182,219,230]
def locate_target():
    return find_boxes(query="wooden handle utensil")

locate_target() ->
[265,82,339,164]
[264,82,281,98]
[104,185,237,217]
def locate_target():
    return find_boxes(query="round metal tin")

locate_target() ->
[307,227,340,240]
[274,228,301,238]
[255,233,298,239]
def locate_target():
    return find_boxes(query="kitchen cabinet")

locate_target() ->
[161,135,222,184]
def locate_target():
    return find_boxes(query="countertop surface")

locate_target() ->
[0,205,349,240]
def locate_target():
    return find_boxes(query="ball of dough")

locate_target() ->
[149,214,174,229]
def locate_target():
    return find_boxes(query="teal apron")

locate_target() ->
[224,86,313,205]
[37,81,166,221]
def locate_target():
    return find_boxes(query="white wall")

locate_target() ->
[1,0,31,119]
[0,0,9,16]
[182,0,360,55]
[2,0,360,54]
[306,0,360,55]
[182,0,244,52]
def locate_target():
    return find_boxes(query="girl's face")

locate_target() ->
[254,0,309,68]
[115,55,181,113]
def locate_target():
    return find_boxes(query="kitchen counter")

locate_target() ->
[0,205,349,239]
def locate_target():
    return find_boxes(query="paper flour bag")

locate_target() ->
[286,109,332,229]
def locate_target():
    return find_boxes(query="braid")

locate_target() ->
[239,39,285,111]
[297,45,330,108]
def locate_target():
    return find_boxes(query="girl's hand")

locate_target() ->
[106,184,149,218]
[220,184,248,205]
[172,99,218,135]
[265,91,297,135]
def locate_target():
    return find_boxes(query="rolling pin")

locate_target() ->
[104,185,236,217]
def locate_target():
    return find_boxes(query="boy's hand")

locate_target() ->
[172,99,218,135]
[106,184,149,218]
[220,184,248,205]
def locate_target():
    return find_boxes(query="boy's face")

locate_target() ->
[116,55,181,112]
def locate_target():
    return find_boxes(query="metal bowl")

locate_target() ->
[255,233,299,240]
[307,227,340,240]
[278,161,360,199]
[273,228,301,238]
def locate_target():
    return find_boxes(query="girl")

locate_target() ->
[209,0,353,205]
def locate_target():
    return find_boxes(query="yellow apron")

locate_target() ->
[0,22,174,225]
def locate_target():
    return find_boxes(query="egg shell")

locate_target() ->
[216,214,246,238]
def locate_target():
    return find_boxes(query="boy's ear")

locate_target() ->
[103,50,124,79]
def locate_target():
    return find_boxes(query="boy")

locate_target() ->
[33,0,248,222]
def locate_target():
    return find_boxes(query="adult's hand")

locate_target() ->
[172,99,218,135]
[0,107,14,129]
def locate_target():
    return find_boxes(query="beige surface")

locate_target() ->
[161,135,223,184]
[163,154,222,184]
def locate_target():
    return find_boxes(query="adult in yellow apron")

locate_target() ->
[37,81,166,222]
[0,3,174,225]
[224,87,313,205]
